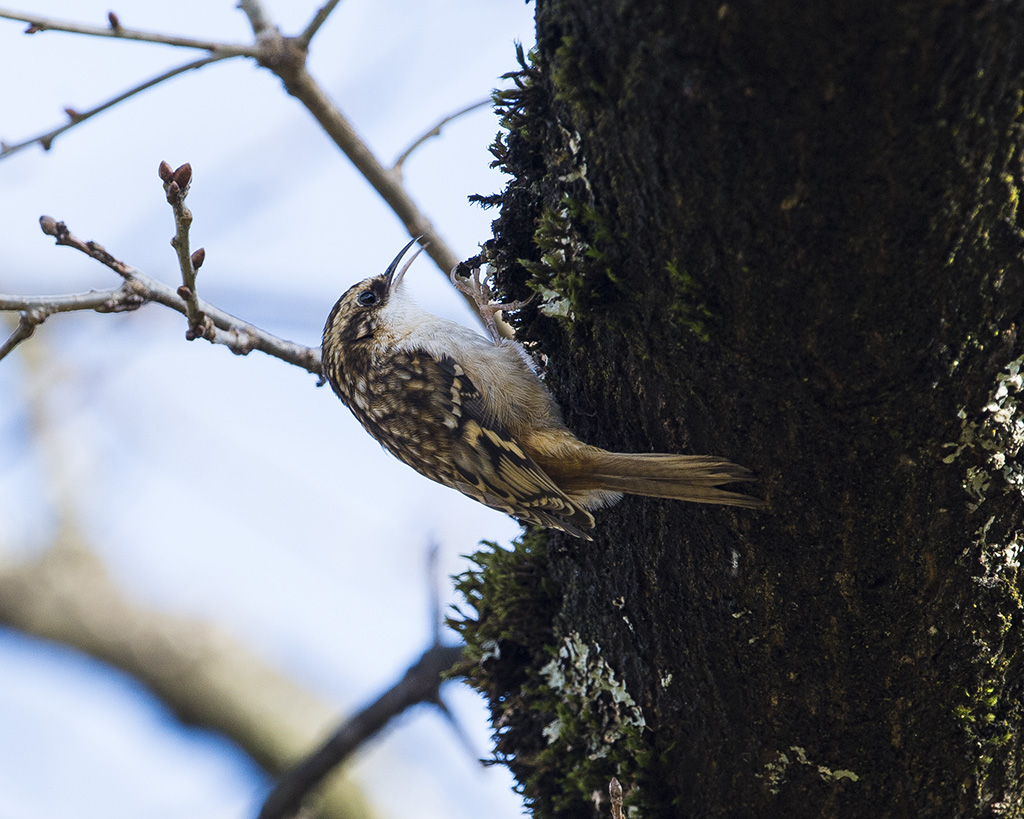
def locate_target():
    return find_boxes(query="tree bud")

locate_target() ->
[173,163,192,189]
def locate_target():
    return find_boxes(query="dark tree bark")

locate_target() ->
[455,2,1024,817]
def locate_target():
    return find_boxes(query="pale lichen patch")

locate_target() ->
[760,745,861,796]
[943,354,1024,507]
[539,631,646,758]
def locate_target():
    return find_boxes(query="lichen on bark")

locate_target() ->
[459,2,1024,817]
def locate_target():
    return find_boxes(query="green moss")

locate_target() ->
[451,534,652,817]
[954,519,1022,758]
[520,198,616,321]
[943,354,1024,803]
[665,259,712,341]
[450,533,568,814]
[551,35,604,121]
[450,532,558,674]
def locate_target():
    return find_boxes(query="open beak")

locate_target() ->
[383,236,426,292]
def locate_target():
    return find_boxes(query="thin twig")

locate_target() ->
[0,54,235,160]
[258,545,474,819]
[393,98,491,175]
[426,542,482,766]
[7,0,505,334]
[0,311,40,360]
[0,8,258,55]
[237,0,276,38]
[157,161,209,339]
[6,0,509,337]
[297,0,344,49]
[0,283,146,362]
[258,642,466,819]
[0,216,321,373]
[0,288,137,314]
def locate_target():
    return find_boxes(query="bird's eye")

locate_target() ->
[357,290,378,306]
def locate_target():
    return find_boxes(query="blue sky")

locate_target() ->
[0,1,536,816]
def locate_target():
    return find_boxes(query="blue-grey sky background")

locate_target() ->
[0,2,536,816]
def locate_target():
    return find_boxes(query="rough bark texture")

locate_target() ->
[455,2,1024,817]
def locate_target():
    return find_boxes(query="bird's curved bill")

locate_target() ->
[384,237,427,291]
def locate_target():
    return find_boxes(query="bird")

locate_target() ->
[321,238,762,539]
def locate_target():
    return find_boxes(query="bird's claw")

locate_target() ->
[450,266,534,343]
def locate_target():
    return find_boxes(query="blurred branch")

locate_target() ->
[238,0,276,38]
[0,310,40,359]
[0,325,367,818]
[0,53,234,159]
[392,98,491,177]
[0,8,258,54]
[0,324,371,818]
[297,0,344,49]
[260,543,474,819]
[0,535,373,819]
[0,537,323,772]
[259,642,466,819]
[0,214,321,373]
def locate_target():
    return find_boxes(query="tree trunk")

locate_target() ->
[455,1,1024,817]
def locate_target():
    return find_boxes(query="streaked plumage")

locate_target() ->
[322,240,761,538]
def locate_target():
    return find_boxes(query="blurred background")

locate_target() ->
[0,1,535,816]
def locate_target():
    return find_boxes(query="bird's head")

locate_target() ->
[323,237,425,345]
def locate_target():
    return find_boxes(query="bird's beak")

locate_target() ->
[384,237,426,292]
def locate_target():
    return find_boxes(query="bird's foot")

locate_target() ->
[450,265,533,343]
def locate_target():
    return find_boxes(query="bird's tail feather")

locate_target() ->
[586,452,764,509]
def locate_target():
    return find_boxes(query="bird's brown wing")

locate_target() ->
[361,348,594,538]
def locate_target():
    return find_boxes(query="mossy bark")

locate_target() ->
[457,2,1024,817]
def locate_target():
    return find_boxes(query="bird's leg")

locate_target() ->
[450,265,534,344]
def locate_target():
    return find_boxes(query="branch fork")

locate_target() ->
[1,168,321,372]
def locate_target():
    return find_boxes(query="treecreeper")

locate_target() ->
[321,239,762,539]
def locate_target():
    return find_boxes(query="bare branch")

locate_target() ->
[258,642,466,819]
[272,55,460,281]
[0,217,321,374]
[259,545,476,819]
[0,285,136,314]
[237,0,277,39]
[393,98,491,176]
[157,161,210,340]
[6,0,509,337]
[0,54,236,160]
[239,22,499,332]
[297,0,344,49]
[0,311,40,360]
[0,8,258,55]
[5,0,506,335]
[0,284,145,362]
